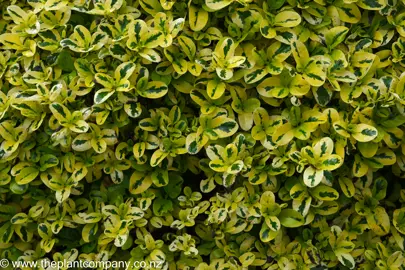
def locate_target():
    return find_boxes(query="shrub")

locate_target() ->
[1,0,405,269]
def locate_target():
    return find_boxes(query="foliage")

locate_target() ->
[1,0,405,269]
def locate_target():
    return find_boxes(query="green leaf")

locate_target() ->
[367,206,390,236]
[207,80,226,100]
[350,124,378,142]
[372,177,387,201]
[268,0,285,10]
[153,198,173,216]
[338,177,355,198]
[16,167,39,185]
[189,5,209,31]
[56,50,74,72]
[94,89,114,104]
[357,0,386,10]
[312,185,339,201]
[303,166,323,188]
[164,174,184,199]
[11,213,28,224]
[0,222,13,243]
[313,86,332,106]
[129,171,152,194]
[279,209,305,228]
[274,11,301,27]
[259,222,278,242]
[205,0,233,11]
[325,26,349,49]
[151,168,169,187]
[336,253,355,269]
[39,154,59,171]
[393,208,405,235]
[50,102,71,122]
[140,81,168,99]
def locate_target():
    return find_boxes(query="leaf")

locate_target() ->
[57,50,75,72]
[265,216,281,232]
[209,160,227,172]
[0,33,25,51]
[357,142,378,158]
[95,73,115,89]
[29,205,44,218]
[94,89,115,104]
[311,185,339,201]
[205,0,233,11]
[83,213,102,223]
[129,171,152,194]
[336,4,361,23]
[140,81,168,99]
[279,209,305,228]
[290,183,306,200]
[38,223,52,239]
[70,120,89,133]
[272,123,294,146]
[15,225,33,242]
[366,148,396,167]
[244,68,267,84]
[257,77,285,98]
[259,222,278,242]
[7,5,28,24]
[372,177,387,201]
[274,11,301,27]
[367,206,390,236]
[153,198,173,216]
[164,174,184,199]
[189,5,209,32]
[338,177,355,198]
[268,0,285,10]
[0,222,14,243]
[303,166,323,188]
[260,20,277,39]
[227,160,244,174]
[51,220,64,234]
[40,154,59,170]
[16,167,40,185]
[0,204,17,220]
[56,187,71,203]
[291,40,309,69]
[357,0,386,10]
[115,62,136,81]
[211,118,239,138]
[314,201,339,215]
[352,154,368,177]
[124,103,142,118]
[150,149,169,167]
[139,0,163,15]
[304,62,326,87]
[317,155,343,171]
[325,26,349,49]
[350,124,378,142]
[313,86,332,106]
[336,253,355,269]
[11,213,28,225]
[151,168,169,187]
[239,252,256,267]
[313,137,334,158]
[206,80,225,100]
[50,102,71,122]
[72,134,92,151]
[393,208,405,235]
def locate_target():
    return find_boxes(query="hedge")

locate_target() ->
[1,0,405,269]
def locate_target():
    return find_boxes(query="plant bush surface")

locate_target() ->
[2,0,405,269]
